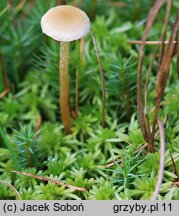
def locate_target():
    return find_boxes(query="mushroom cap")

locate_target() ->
[41,5,90,42]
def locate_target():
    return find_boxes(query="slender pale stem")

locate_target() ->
[0,179,22,200]
[60,42,71,133]
[151,119,165,200]
[80,37,86,68]
[91,31,106,128]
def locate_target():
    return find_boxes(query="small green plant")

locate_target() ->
[12,124,45,170]
[106,147,145,188]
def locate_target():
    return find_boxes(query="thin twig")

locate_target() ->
[144,55,154,151]
[151,119,165,200]
[11,170,87,192]
[169,150,179,180]
[128,40,177,45]
[158,0,173,66]
[152,14,179,142]
[137,0,165,152]
[0,179,22,200]
[0,88,10,99]
[105,143,148,168]
[91,31,106,128]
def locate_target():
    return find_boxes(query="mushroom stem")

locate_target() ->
[60,42,71,133]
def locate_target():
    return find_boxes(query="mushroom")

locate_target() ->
[41,5,90,133]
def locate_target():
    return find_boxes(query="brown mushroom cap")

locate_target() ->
[41,5,90,42]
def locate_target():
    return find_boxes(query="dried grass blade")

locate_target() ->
[137,0,165,147]
[0,52,9,89]
[152,14,179,140]
[159,0,173,65]
[169,150,179,180]
[11,170,87,192]
[0,88,10,99]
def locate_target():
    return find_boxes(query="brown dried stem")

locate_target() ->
[152,14,179,142]
[174,182,179,187]
[11,170,87,192]
[0,88,10,99]
[169,150,179,181]
[137,0,165,153]
[144,55,154,151]
[158,0,173,66]
[0,52,9,90]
